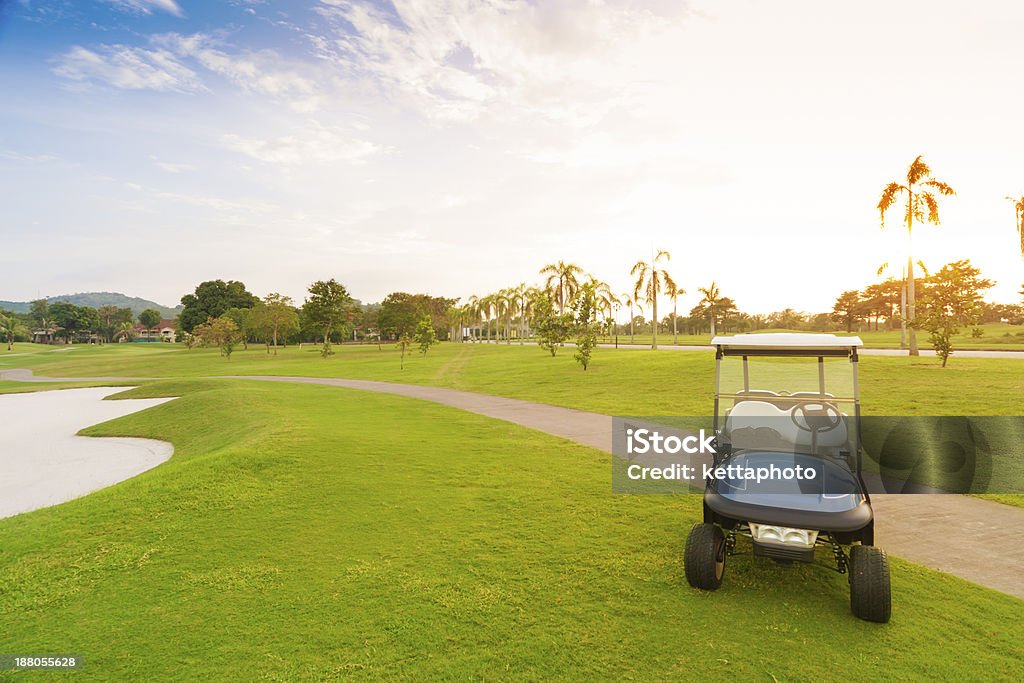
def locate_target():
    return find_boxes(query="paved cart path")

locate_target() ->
[3,368,1023,599]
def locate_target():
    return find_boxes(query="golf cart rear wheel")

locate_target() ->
[685,523,725,590]
[849,545,891,623]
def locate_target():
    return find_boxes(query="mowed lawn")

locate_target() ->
[1,380,1022,681]
[6,341,1023,416]
[611,323,1024,350]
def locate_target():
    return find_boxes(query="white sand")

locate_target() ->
[0,387,175,519]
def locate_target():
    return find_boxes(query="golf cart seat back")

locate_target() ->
[733,390,836,411]
[734,390,781,404]
[725,400,848,452]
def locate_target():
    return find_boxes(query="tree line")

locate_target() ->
[0,299,167,348]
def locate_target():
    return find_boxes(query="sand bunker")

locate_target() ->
[0,387,175,519]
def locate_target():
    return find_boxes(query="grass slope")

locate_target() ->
[1,381,1021,681]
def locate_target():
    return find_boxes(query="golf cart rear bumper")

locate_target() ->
[703,491,873,533]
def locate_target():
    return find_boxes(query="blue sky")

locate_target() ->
[2,0,1022,314]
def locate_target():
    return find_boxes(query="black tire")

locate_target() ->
[685,523,725,590]
[849,545,891,623]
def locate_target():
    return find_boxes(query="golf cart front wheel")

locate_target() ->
[849,545,891,623]
[685,523,726,590]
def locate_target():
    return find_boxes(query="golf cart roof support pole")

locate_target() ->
[818,356,825,396]
[851,350,862,474]
[713,346,723,434]
[742,355,749,393]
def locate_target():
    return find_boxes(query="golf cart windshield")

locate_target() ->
[712,334,863,466]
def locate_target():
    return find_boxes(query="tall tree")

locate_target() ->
[304,279,353,358]
[179,280,258,333]
[571,281,601,370]
[539,261,583,313]
[193,316,242,359]
[466,295,482,341]
[533,294,573,357]
[585,277,616,340]
[97,305,118,342]
[414,316,437,356]
[631,249,673,349]
[138,308,162,332]
[1007,194,1024,257]
[479,294,495,342]
[832,290,865,333]
[115,321,134,342]
[664,279,686,345]
[697,281,724,337]
[249,293,299,355]
[620,292,636,343]
[29,299,49,328]
[1,313,27,351]
[915,260,994,367]
[877,155,955,356]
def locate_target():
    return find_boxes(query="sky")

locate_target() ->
[1,0,1023,316]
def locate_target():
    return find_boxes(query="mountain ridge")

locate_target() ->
[0,292,181,319]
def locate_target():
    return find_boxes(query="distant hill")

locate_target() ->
[0,292,181,319]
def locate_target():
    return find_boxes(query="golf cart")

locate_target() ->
[684,333,891,623]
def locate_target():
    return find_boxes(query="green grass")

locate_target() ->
[603,323,1024,349]
[8,341,1022,416]
[2,380,1021,681]
[976,494,1024,509]
[606,323,1024,350]
[9,342,1020,502]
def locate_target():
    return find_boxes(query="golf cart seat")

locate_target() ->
[725,400,848,453]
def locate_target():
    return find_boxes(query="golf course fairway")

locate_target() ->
[1,379,1021,680]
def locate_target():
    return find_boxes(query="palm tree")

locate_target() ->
[599,288,619,341]
[665,279,686,345]
[115,321,135,343]
[496,288,515,343]
[698,282,723,337]
[446,305,465,343]
[539,261,583,313]
[480,294,496,343]
[622,292,636,344]
[631,249,673,349]
[466,295,479,341]
[584,276,616,340]
[1007,194,1024,257]
[513,284,529,343]
[878,155,955,355]
[1,314,27,351]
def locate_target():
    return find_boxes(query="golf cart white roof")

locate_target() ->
[712,333,863,353]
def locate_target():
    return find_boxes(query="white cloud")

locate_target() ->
[154,161,196,173]
[1,150,61,164]
[155,33,323,112]
[101,0,185,18]
[53,32,324,111]
[313,0,687,124]
[53,44,201,92]
[221,121,384,165]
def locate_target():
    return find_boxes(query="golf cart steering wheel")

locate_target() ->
[790,401,842,434]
